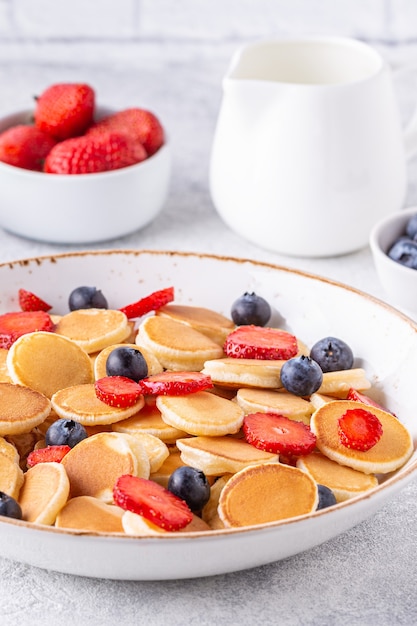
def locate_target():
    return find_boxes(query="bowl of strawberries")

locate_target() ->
[0,83,171,244]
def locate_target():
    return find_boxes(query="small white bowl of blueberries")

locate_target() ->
[370,206,417,315]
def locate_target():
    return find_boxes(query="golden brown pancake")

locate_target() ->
[150,449,187,488]
[156,304,235,345]
[218,463,318,527]
[112,403,189,443]
[0,382,51,435]
[136,315,224,371]
[93,343,163,380]
[19,461,70,525]
[55,496,125,532]
[156,391,244,436]
[54,308,130,353]
[0,349,11,383]
[121,510,211,535]
[61,431,150,502]
[176,435,279,475]
[7,331,94,398]
[318,369,371,398]
[51,383,145,426]
[202,474,232,525]
[201,357,284,389]
[310,400,413,474]
[236,388,313,425]
[128,432,170,473]
[297,452,378,502]
[0,450,24,500]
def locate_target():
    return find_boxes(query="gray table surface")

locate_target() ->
[0,39,416,626]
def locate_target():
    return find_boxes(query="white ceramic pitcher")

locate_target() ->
[209,37,417,257]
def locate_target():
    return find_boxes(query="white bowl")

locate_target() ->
[0,109,171,244]
[369,206,417,316]
[0,249,416,580]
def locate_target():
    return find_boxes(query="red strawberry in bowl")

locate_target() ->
[44,131,147,174]
[87,108,164,156]
[0,125,57,171]
[34,83,95,140]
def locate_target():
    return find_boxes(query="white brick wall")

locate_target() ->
[0,0,415,66]
[0,0,412,43]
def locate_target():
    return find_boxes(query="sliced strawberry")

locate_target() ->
[346,388,396,416]
[224,325,298,360]
[119,286,174,319]
[0,310,54,349]
[338,407,383,451]
[139,371,213,396]
[243,412,317,456]
[27,445,71,468]
[94,376,142,408]
[18,288,52,312]
[113,474,193,531]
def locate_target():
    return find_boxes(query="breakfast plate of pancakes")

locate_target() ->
[0,249,416,580]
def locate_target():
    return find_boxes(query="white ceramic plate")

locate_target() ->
[0,249,416,580]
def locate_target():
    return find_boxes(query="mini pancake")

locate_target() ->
[19,461,70,525]
[156,304,235,345]
[93,343,163,380]
[0,450,24,500]
[236,388,313,425]
[310,392,338,410]
[201,357,284,389]
[121,510,211,535]
[156,391,244,436]
[0,382,51,436]
[297,452,378,502]
[0,349,11,383]
[51,383,145,426]
[176,436,279,475]
[310,400,413,474]
[0,436,20,463]
[136,315,224,371]
[202,474,232,525]
[112,403,189,443]
[6,431,42,470]
[128,432,170,473]
[54,308,130,353]
[318,369,371,398]
[7,331,94,398]
[218,463,318,527]
[150,449,187,488]
[55,496,125,533]
[61,432,150,503]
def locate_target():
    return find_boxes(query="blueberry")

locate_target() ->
[167,466,210,513]
[387,238,417,269]
[405,214,417,239]
[231,292,271,326]
[310,337,354,372]
[106,346,148,382]
[68,286,108,311]
[280,355,323,396]
[45,418,88,448]
[0,491,22,519]
[316,484,337,510]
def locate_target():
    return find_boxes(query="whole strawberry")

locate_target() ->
[44,131,147,174]
[34,83,95,140]
[88,108,164,155]
[0,125,57,171]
